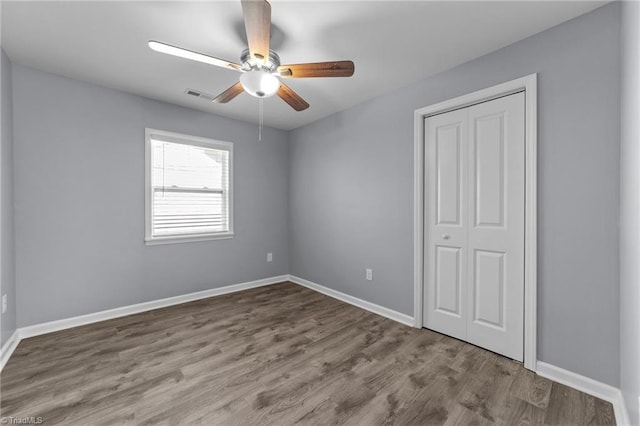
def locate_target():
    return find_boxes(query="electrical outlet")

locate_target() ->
[365,268,373,281]
[267,252,273,262]
[1,294,6,314]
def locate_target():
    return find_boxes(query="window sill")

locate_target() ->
[145,233,235,246]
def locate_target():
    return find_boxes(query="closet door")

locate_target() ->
[423,108,469,341]
[466,93,525,361]
[423,92,525,362]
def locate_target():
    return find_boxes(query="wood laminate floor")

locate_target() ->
[1,282,615,425]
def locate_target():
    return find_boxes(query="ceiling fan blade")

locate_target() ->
[277,61,355,78]
[241,0,271,63]
[148,41,243,72]
[277,82,309,111]
[212,82,245,104]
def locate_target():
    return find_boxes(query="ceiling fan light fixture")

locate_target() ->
[240,69,280,98]
[150,1,354,111]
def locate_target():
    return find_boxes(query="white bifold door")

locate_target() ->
[423,92,525,361]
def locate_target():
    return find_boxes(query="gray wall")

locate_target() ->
[1,49,16,347]
[5,1,625,393]
[620,1,640,424]
[12,64,289,327]
[289,3,621,386]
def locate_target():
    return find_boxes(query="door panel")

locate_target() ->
[435,246,462,316]
[474,114,505,228]
[472,249,506,328]
[424,108,468,341]
[424,92,525,362]
[466,92,525,361]
[436,125,462,226]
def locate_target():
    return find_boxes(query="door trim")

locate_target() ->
[413,74,537,370]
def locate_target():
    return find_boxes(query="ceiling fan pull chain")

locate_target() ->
[162,142,166,198]
[259,98,264,141]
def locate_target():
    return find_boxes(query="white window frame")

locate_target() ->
[144,128,234,245]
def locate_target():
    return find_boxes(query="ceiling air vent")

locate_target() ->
[185,89,215,102]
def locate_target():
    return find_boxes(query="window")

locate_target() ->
[145,129,233,244]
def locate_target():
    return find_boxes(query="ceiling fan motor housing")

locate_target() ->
[240,48,281,72]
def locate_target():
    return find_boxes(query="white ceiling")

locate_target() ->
[2,1,606,130]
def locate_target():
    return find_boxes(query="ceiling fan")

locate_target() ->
[148,0,355,112]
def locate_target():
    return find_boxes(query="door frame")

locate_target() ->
[413,74,537,370]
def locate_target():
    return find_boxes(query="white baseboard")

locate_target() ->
[537,361,630,425]
[287,274,414,327]
[19,275,289,340]
[0,329,20,371]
